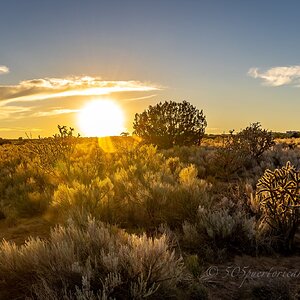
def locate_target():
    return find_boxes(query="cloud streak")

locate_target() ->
[0,106,32,120]
[0,127,42,132]
[34,108,80,117]
[0,65,9,75]
[0,76,160,106]
[248,65,300,87]
[0,76,160,121]
[124,94,157,101]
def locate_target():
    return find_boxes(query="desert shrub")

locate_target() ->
[256,162,300,252]
[212,123,274,180]
[211,130,251,180]
[162,146,214,179]
[25,125,79,178]
[0,145,52,217]
[0,217,184,299]
[236,122,274,159]
[182,205,257,259]
[262,144,300,170]
[49,144,213,229]
[52,177,114,223]
[197,206,256,242]
[184,255,203,278]
[112,156,211,229]
[112,144,165,173]
[213,148,249,180]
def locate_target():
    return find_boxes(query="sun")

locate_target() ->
[78,100,125,137]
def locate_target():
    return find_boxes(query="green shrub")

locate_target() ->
[184,255,203,278]
[111,146,211,228]
[52,177,114,223]
[0,149,52,217]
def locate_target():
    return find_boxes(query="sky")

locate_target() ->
[1,0,300,138]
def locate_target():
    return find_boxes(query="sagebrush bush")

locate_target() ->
[1,131,299,262]
[0,217,184,299]
[182,205,257,259]
[110,146,212,228]
[0,145,53,217]
[25,125,80,184]
[52,177,114,223]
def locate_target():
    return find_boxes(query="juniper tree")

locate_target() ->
[133,101,207,148]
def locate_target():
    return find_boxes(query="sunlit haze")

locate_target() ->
[78,100,125,137]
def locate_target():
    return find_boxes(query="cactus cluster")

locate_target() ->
[256,162,300,251]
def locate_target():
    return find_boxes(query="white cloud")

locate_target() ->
[0,65,9,75]
[248,66,300,87]
[0,76,160,120]
[124,94,157,101]
[34,108,79,117]
[0,76,160,106]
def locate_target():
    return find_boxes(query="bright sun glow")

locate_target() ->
[78,100,125,137]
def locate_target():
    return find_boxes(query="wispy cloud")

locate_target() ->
[0,106,32,120]
[0,127,42,132]
[124,94,157,101]
[0,65,9,75]
[0,76,160,106]
[248,65,300,87]
[34,108,79,117]
[0,76,160,121]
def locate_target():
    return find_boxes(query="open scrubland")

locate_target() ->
[0,130,300,299]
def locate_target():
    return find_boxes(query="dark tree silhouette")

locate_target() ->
[133,101,207,148]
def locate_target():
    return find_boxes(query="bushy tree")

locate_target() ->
[133,101,207,148]
[236,122,274,159]
[213,123,274,179]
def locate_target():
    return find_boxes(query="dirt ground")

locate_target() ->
[201,255,300,299]
[0,216,53,246]
[201,232,300,299]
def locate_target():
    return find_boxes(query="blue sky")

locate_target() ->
[1,0,300,137]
